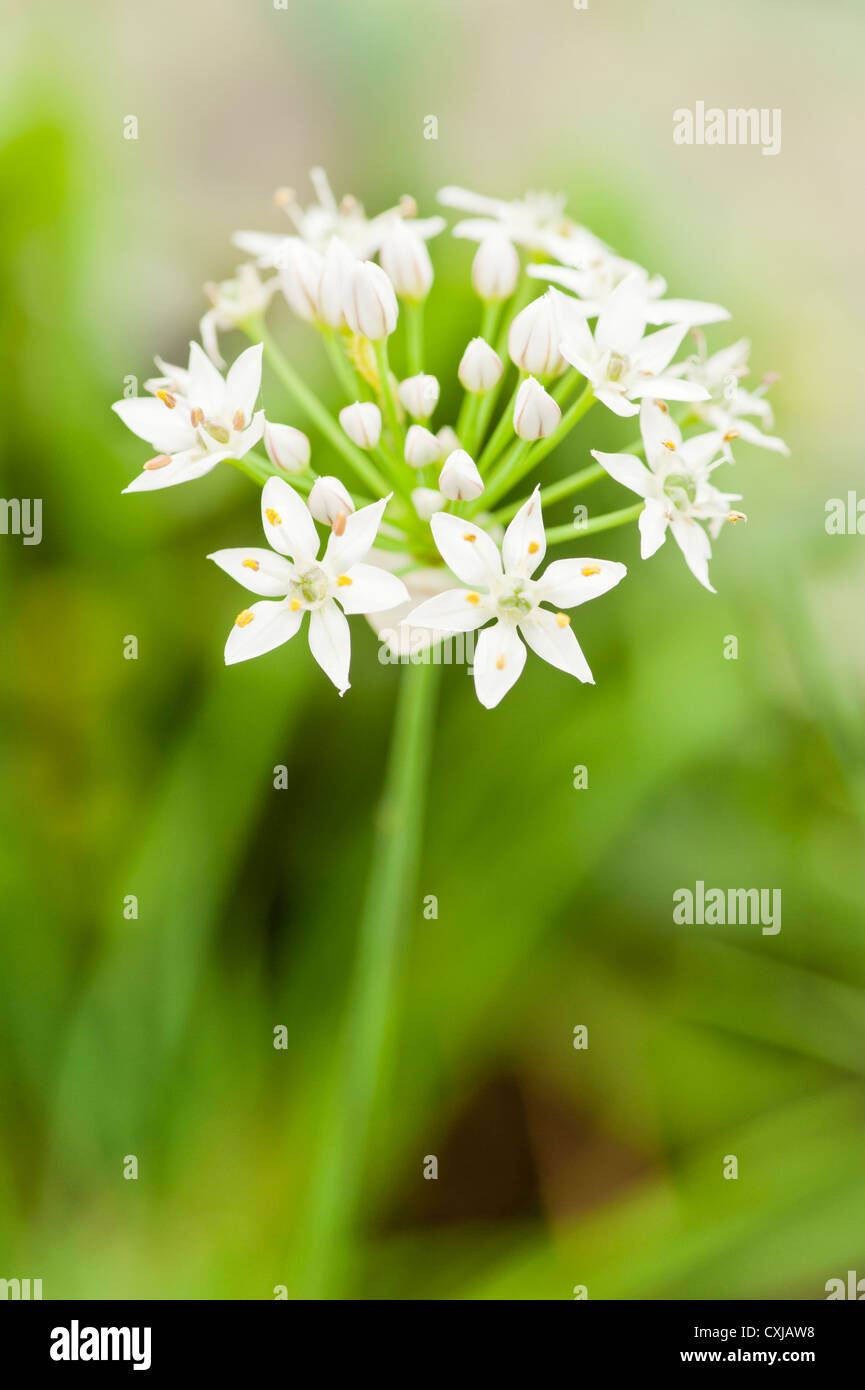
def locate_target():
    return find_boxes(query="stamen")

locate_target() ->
[556,612,571,628]
[235,610,255,627]
[333,511,347,537]
[265,508,282,525]
[156,390,176,409]
[242,558,260,571]
[528,541,540,554]
[290,599,302,610]
[337,575,353,586]
[495,654,506,670]
[190,407,204,427]
[232,410,245,431]
[581,564,601,577]
[143,454,171,470]
[466,592,480,605]
[663,440,676,450]
[462,532,477,543]
[723,430,739,442]
[273,186,296,208]
[727,511,747,523]
[655,401,669,413]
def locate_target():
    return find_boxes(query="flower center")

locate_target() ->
[496,579,534,618]
[606,351,629,384]
[292,564,329,606]
[663,473,697,506]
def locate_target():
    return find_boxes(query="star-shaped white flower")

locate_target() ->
[592,399,744,592]
[670,338,789,455]
[113,343,265,493]
[557,280,712,417]
[209,477,409,695]
[528,256,730,329]
[403,489,626,708]
[438,184,603,261]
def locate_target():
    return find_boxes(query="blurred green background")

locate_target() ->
[2,0,864,1299]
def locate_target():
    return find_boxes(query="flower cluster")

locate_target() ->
[113,169,786,707]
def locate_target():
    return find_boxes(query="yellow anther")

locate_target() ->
[156,390,176,409]
[655,400,668,413]
[495,654,506,670]
[556,612,571,628]
[724,430,739,442]
[190,407,204,427]
[143,454,171,471]
[727,511,747,523]
[528,541,540,554]
[663,440,676,450]
[581,564,601,577]
[462,532,477,543]
[337,574,353,586]
[232,410,245,431]
[265,508,282,525]
[242,558,260,571]
[273,185,295,207]
[333,511,347,537]
[235,609,255,628]
[289,599,302,610]
[466,592,480,605]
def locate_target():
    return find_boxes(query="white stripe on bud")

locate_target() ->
[398,373,440,420]
[439,449,484,502]
[458,337,503,393]
[404,424,442,468]
[344,261,399,340]
[339,400,382,449]
[264,421,311,473]
[513,376,561,440]
[472,233,520,302]
[508,292,566,376]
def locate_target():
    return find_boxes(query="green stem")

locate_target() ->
[405,301,424,376]
[476,383,596,514]
[301,659,441,1297]
[544,501,643,546]
[373,338,405,454]
[493,462,605,522]
[256,324,391,498]
[476,375,523,472]
[321,328,359,401]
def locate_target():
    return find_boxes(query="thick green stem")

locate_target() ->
[545,501,643,546]
[301,659,441,1297]
[476,376,523,472]
[405,301,424,376]
[321,327,359,401]
[373,338,405,454]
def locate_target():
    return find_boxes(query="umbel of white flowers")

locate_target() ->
[112,168,787,706]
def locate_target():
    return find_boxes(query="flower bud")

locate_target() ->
[279,242,324,323]
[508,292,566,376]
[309,475,355,530]
[264,420,311,473]
[458,337,503,393]
[398,373,440,420]
[317,237,356,329]
[436,426,461,456]
[439,449,484,502]
[379,220,434,301]
[513,376,561,440]
[339,400,382,450]
[404,424,442,468]
[472,234,520,302]
[411,487,445,521]
[344,261,399,340]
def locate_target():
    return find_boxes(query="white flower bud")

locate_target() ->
[472,233,520,302]
[264,421,311,473]
[278,242,324,323]
[508,292,566,376]
[439,449,484,502]
[513,376,561,441]
[458,337,503,393]
[339,400,382,450]
[344,261,399,340]
[317,237,356,329]
[398,373,440,420]
[379,220,434,301]
[411,486,445,521]
[404,424,442,468]
[436,426,461,456]
[309,475,355,529]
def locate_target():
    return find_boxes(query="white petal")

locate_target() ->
[403,588,492,633]
[261,477,319,561]
[234,410,266,458]
[644,297,730,327]
[187,341,227,417]
[639,499,669,558]
[473,621,527,709]
[225,343,263,420]
[632,323,687,375]
[593,388,640,417]
[536,557,627,609]
[633,376,710,403]
[325,495,389,572]
[595,281,646,354]
[502,487,546,575]
[335,563,409,615]
[112,398,196,454]
[638,397,682,461]
[122,449,224,494]
[308,600,352,695]
[430,512,502,587]
[208,547,294,597]
[669,513,715,591]
[224,599,303,665]
[521,608,594,683]
[591,449,653,497]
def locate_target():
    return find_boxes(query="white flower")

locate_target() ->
[378,215,444,300]
[670,339,790,455]
[200,265,277,367]
[403,490,626,708]
[528,258,729,328]
[508,291,568,376]
[458,338,503,393]
[308,475,355,530]
[592,398,744,592]
[143,355,190,399]
[438,185,601,260]
[513,376,561,440]
[317,237,357,329]
[113,343,265,493]
[471,234,520,301]
[264,421,311,473]
[209,477,408,693]
[398,373,440,420]
[404,424,442,468]
[411,487,445,521]
[436,426,461,456]
[234,169,384,262]
[339,401,382,450]
[344,260,399,340]
[558,282,711,417]
[439,449,483,502]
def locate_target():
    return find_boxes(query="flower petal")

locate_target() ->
[638,397,682,462]
[404,588,492,634]
[122,449,224,493]
[430,512,502,587]
[325,496,389,572]
[591,449,653,497]
[208,547,294,597]
[639,499,669,558]
[112,398,196,454]
[669,512,715,591]
[308,600,352,695]
[632,376,710,403]
[335,563,409,615]
[472,621,526,709]
[187,341,227,418]
[536,557,627,609]
[632,323,687,375]
[225,343,263,421]
[521,608,594,683]
[593,388,640,417]
[224,599,303,665]
[261,477,319,561]
[502,487,546,575]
